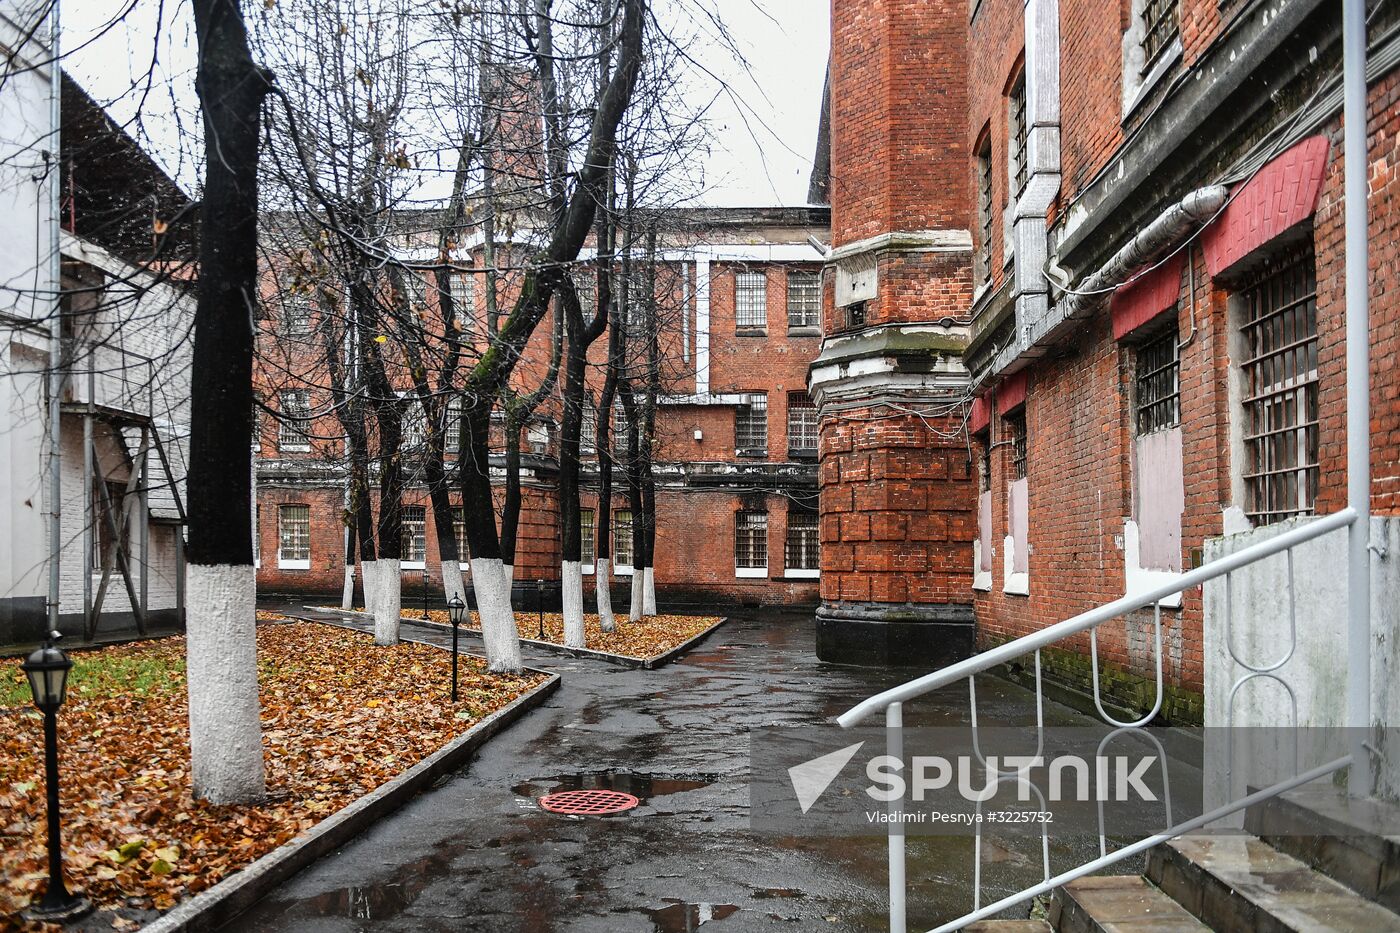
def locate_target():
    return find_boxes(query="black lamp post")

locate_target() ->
[536,579,545,640]
[21,631,90,924]
[447,595,465,701]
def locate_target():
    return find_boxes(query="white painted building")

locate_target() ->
[1,3,194,646]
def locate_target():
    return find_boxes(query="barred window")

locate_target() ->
[1241,247,1319,525]
[452,506,468,559]
[1141,0,1180,71]
[581,509,596,566]
[735,511,768,571]
[1136,326,1180,435]
[580,402,598,453]
[278,505,311,564]
[279,390,311,451]
[283,296,313,336]
[976,433,992,492]
[401,505,427,563]
[735,393,768,453]
[403,402,425,449]
[1009,74,1028,198]
[449,273,475,319]
[786,271,821,330]
[612,401,631,448]
[735,271,767,330]
[444,398,462,452]
[976,137,994,285]
[576,274,596,317]
[614,510,634,567]
[785,511,819,571]
[787,392,819,453]
[1007,411,1028,480]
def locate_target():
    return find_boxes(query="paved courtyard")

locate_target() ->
[233,606,1103,932]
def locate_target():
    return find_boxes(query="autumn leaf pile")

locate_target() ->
[398,608,723,660]
[0,620,543,929]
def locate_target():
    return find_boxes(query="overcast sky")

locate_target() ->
[62,0,829,208]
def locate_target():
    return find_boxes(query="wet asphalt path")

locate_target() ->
[230,606,1105,932]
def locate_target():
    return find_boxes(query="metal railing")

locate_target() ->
[838,507,1358,933]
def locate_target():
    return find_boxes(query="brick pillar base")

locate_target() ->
[813,402,976,667]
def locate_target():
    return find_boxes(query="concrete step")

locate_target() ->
[1147,834,1400,933]
[1246,785,1400,912]
[964,921,1052,932]
[1049,875,1212,932]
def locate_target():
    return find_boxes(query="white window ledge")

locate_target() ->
[582,564,595,576]
[402,561,426,572]
[1002,534,1029,596]
[279,444,311,453]
[278,558,310,570]
[783,568,820,579]
[735,566,768,579]
[615,564,634,577]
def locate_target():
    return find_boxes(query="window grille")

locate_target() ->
[614,510,634,567]
[444,399,462,452]
[735,271,767,330]
[977,435,992,492]
[283,296,313,336]
[1009,75,1028,198]
[403,402,425,449]
[401,506,427,563]
[785,511,819,571]
[1141,0,1180,71]
[278,505,311,563]
[1008,412,1028,480]
[976,138,994,284]
[279,391,311,451]
[787,392,819,452]
[735,393,768,453]
[1241,246,1319,525]
[581,509,595,565]
[576,274,596,317]
[735,511,769,570]
[449,274,474,319]
[787,271,821,330]
[612,402,631,448]
[1136,326,1181,435]
[452,507,468,559]
[580,402,597,453]
[846,301,867,329]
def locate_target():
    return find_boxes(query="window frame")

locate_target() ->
[451,506,468,561]
[786,270,821,332]
[614,509,635,572]
[735,270,768,332]
[1135,325,1181,436]
[735,510,769,577]
[1008,73,1028,200]
[277,504,311,569]
[1140,0,1181,74]
[975,135,994,287]
[278,390,312,452]
[735,392,768,456]
[401,504,427,568]
[786,391,819,456]
[1007,410,1028,480]
[783,510,820,578]
[580,508,596,573]
[449,273,475,321]
[1238,245,1319,526]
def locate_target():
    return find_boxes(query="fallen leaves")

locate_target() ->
[396,608,723,661]
[0,621,544,929]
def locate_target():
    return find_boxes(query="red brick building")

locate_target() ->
[253,207,832,611]
[814,0,1400,718]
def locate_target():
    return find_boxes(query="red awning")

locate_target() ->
[1111,251,1184,340]
[996,370,1028,415]
[1203,135,1331,277]
[969,394,991,434]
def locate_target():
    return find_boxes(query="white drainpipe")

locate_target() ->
[1012,0,1062,334]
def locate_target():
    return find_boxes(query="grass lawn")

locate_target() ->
[398,608,724,660]
[0,617,544,930]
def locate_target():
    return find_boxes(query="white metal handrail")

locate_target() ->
[839,507,1356,729]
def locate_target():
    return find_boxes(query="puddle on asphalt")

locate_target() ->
[752,888,804,899]
[304,882,415,921]
[513,770,717,802]
[645,899,740,931]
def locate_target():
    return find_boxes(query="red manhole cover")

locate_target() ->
[539,789,640,815]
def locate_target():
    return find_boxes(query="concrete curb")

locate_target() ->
[308,607,730,669]
[139,664,559,933]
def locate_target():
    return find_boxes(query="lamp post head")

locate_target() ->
[447,594,466,626]
[22,631,72,714]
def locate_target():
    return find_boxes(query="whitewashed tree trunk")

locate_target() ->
[441,558,467,611]
[186,564,266,803]
[596,558,616,632]
[561,560,585,648]
[362,559,379,618]
[471,557,522,672]
[375,558,401,645]
[341,563,355,610]
[629,571,643,622]
[642,567,656,616]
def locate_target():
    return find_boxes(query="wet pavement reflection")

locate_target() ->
[228,606,1113,932]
